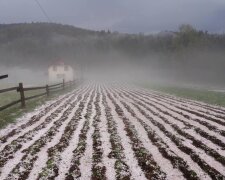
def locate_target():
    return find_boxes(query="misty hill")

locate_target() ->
[0,23,225,87]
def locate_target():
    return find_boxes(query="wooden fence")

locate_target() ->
[0,79,77,111]
[0,74,8,80]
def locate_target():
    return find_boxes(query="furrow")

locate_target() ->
[104,89,147,180]
[106,89,166,180]
[136,87,225,116]
[36,89,92,179]
[0,88,86,175]
[61,89,95,180]
[0,86,85,151]
[91,89,107,180]
[0,86,82,144]
[122,89,225,149]
[119,89,225,179]
[109,88,186,180]
[136,90,225,128]
[118,90,210,180]
[2,89,90,180]
[101,88,131,180]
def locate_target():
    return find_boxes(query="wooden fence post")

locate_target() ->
[46,85,49,96]
[19,83,25,108]
[63,79,65,90]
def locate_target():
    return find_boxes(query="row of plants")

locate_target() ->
[124,91,224,179]
[91,91,107,180]
[119,99,199,180]
[65,90,96,179]
[6,92,87,180]
[126,90,225,148]
[106,90,166,180]
[102,91,131,179]
[0,91,80,172]
[37,90,91,179]
[143,90,225,120]
[0,91,74,143]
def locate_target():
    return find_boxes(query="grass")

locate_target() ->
[0,86,76,129]
[139,83,225,108]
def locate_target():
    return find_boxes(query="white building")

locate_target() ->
[48,62,74,83]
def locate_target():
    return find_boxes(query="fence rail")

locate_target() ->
[0,74,8,80]
[23,86,46,91]
[0,87,18,94]
[0,79,77,111]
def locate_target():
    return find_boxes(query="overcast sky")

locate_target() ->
[0,0,225,33]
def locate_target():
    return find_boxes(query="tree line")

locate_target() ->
[0,23,224,86]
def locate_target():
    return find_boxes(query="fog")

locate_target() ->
[0,1,224,90]
[1,44,225,90]
[0,66,47,86]
[82,50,225,89]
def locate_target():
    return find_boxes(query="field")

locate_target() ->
[140,84,225,108]
[0,84,225,180]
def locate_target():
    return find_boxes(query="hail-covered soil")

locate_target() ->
[0,84,225,180]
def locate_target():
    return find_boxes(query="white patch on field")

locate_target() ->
[0,88,86,179]
[0,87,85,151]
[29,90,87,180]
[112,90,185,180]
[56,90,93,180]
[118,88,211,179]
[1,84,225,179]
[79,92,97,180]
[137,86,225,114]
[0,93,81,179]
[99,92,116,180]
[105,89,147,180]
[129,89,225,153]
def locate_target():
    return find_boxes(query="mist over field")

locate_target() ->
[0,23,224,89]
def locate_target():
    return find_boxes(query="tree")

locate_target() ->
[179,24,196,33]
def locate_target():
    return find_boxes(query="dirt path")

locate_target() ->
[0,84,225,180]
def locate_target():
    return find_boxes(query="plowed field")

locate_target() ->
[0,84,225,180]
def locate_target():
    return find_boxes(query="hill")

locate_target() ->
[0,23,225,86]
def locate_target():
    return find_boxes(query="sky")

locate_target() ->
[0,0,225,33]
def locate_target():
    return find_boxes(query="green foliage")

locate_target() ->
[142,84,225,107]
[0,23,225,68]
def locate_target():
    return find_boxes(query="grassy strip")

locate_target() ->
[0,86,76,129]
[140,84,225,107]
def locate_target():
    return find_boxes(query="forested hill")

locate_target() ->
[0,23,100,67]
[0,23,225,67]
[0,23,225,86]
